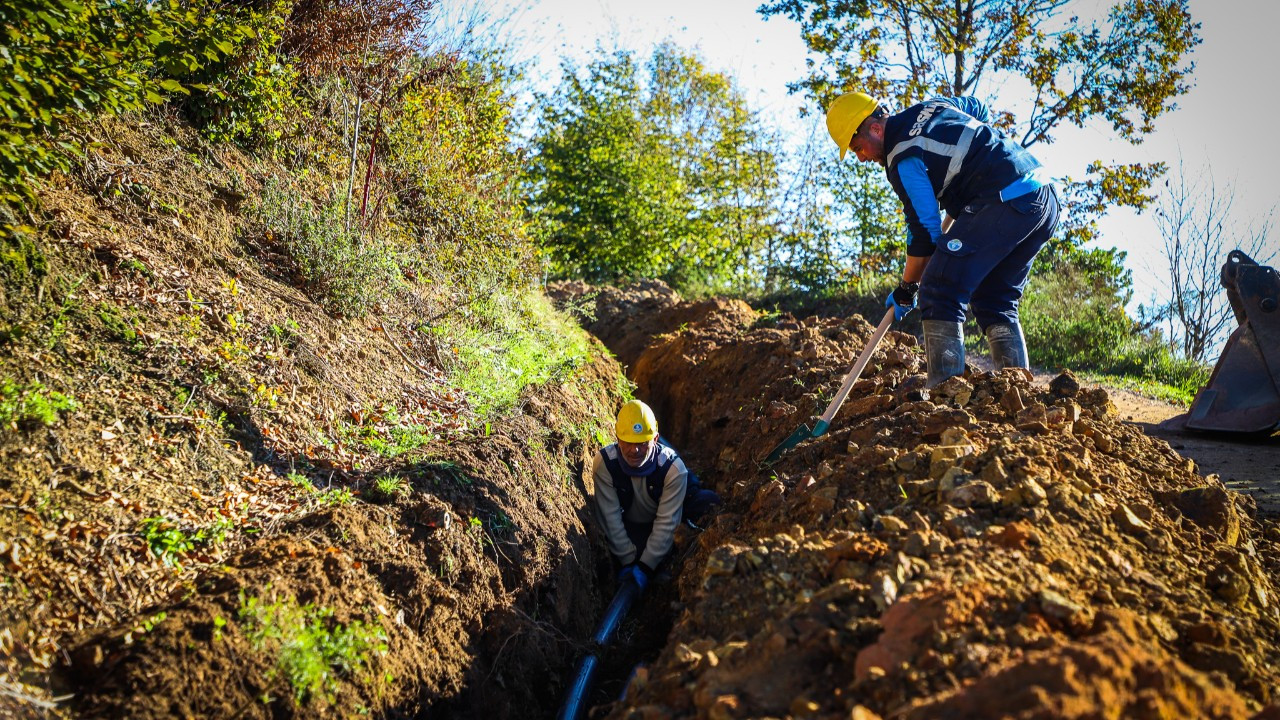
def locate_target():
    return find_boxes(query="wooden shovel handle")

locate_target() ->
[818,308,896,426]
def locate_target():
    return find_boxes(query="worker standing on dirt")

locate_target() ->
[825,92,1061,387]
[592,400,720,590]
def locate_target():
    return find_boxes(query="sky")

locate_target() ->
[455,0,1280,312]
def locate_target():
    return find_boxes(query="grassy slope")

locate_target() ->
[0,112,623,718]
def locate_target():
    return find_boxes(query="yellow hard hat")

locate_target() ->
[825,92,879,161]
[615,400,658,443]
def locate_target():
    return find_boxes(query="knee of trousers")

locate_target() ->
[918,284,967,324]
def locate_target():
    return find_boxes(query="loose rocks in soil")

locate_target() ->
[558,280,1280,720]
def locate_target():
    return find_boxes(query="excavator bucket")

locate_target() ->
[1185,251,1280,434]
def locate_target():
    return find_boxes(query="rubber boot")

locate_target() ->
[922,319,966,388]
[985,322,1029,370]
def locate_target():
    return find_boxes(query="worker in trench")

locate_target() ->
[825,92,1061,387]
[592,399,721,590]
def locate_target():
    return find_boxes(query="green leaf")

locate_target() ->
[158,78,189,95]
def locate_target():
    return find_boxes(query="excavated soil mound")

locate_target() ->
[563,280,1280,719]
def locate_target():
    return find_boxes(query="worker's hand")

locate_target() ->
[619,562,652,590]
[885,281,919,321]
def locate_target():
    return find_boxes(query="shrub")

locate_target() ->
[0,0,247,201]
[177,0,300,146]
[255,177,402,316]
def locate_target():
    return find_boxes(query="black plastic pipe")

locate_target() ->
[556,580,641,720]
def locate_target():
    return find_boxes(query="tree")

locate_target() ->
[757,0,1201,248]
[1153,161,1275,361]
[524,43,784,291]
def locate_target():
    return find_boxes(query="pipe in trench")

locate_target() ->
[556,579,641,720]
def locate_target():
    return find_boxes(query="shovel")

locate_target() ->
[763,308,897,465]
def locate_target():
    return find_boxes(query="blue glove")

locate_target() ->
[886,282,919,321]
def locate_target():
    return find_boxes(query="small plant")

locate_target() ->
[238,593,388,703]
[141,517,196,566]
[0,379,76,430]
[287,471,314,492]
[140,516,236,566]
[368,475,408,502]
[315,487,355,507]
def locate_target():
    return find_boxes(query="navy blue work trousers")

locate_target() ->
[918,184,1061,328]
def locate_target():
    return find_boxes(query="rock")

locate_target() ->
[1049,370,1081,398]
[751,480,785,513]
[921,408,976,438]
[1002,477,1047,507]
[1037,589,1092,633]
[948,481,999,508]
[1205,554,1252,607]
[904,530,929,556]
[934,376,974,406]
[981,457,1009,484]
[1173,486,1241,546]
[766,400,796,419]
[940,427,970,445]
[1112,504,1149,535]
[706,545,744,577]
[1185,643,1253,684]
[848,393,896,416]
[931,443,975,465]
[894,452,919,471]
[938,467,973,493]
[673,643,702,665]
[1000,386,1025,414]
[901,478,937,499]
[879,515,909,533]
[1057,401,1082,423]
[708,695,740,720]
[1015,404,1049,433]
[870,572,898,611]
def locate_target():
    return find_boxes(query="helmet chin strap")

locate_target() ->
[622,443,658,476]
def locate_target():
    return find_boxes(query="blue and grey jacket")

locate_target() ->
[883,97,1043,256]
[591,441,688,569]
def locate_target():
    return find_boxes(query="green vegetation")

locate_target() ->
[436,289,593,416]
[1020,262,1210,401]
[239,593,388,703]
[315,488,356,507]
[0,379,75,429]
[0,0,247,203]
[254,178,402,316]
[368,475,409,502]
[341,406,435,458]
[139,516,235,567]
[526,43,785,292]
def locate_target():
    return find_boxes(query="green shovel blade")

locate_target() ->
[763,422,812,465]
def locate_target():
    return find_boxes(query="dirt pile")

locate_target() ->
[564,280,1280,719]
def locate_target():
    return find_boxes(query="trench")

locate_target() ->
[556,315,738,718]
